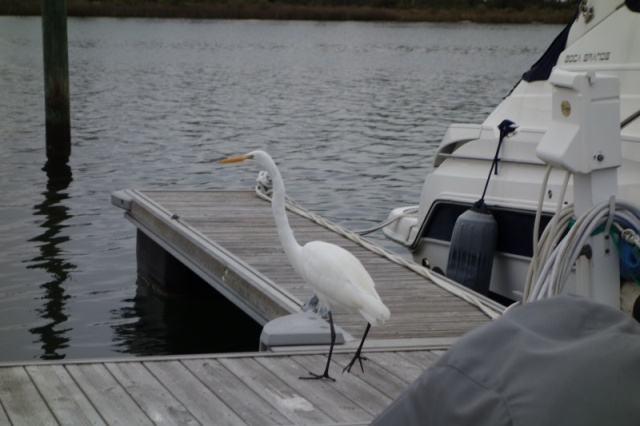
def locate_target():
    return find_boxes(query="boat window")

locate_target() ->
[421,202,554,258]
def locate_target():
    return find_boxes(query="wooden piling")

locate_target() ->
[42,0,71,162]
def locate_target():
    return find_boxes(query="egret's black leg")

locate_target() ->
[300,311,336,381]
[343,322,371,374]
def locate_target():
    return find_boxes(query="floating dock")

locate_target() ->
[0,190,504,425]
[111,190,502,342]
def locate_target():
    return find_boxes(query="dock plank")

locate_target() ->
[219,357,334,425]
[330,353,411,400]
[104,362,200,425]
[361,352,428,385]
[0,367,57,425]
[144,360,246,426]
[292,354,393,416]
[397,349,442,367]
[0,402,9,425]
[66,363,154,425]
[253,355,371,424]
[181,358,291,426]
[25,365,106,426]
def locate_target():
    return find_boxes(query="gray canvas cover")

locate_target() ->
[372,294,640,425]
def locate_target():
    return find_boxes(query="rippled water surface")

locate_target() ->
[0,17,561,361]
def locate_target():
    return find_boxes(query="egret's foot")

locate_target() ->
[343,353,369,374]
[300,371,336,382]
[301,294,319,312]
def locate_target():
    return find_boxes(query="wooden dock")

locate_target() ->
[0,189,505,425]
[112,190,502,343]
[0,346,446,425]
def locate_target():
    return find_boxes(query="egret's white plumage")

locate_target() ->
[220,150,389,380]
[299,241,388,326]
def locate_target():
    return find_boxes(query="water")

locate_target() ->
[0,17,561,362]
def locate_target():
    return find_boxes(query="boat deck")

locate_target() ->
[0,346,444,425]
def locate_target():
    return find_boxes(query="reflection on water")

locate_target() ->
[27,161,74,360]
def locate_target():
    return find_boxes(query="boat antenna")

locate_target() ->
[476,119,518,209]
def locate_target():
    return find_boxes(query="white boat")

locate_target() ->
[383,0,640,310]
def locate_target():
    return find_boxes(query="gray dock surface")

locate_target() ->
[0,189,502,425]
[0,347,445,425]
[117,190,498,342]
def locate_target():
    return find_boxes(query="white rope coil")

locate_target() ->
[523,165,640,303]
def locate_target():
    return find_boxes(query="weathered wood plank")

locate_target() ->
[362,352,427,385]
[397,349,441,368]
[145,360,245,426]
[66,364,154,425]
[292,354,393,416]
[219,357,334,425]
[0,401,10,425]
[330,353,411,400]
[104,362,200,425]
[253,355,372,424]
[25,365,106,426]
[0,367,57,425]
[181,359,291,426]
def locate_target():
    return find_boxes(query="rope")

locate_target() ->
[524,196,640,303]
[621,226,640,249]
[254,172,504,319]
[524,166,573,301]
[353,207,419,236]
[257,170,417,236]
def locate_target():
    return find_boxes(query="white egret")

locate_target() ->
[220,150,390,381]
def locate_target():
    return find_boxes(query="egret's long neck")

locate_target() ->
[259,156,303,267]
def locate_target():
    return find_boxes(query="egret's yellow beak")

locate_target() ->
[219,154,252,164]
